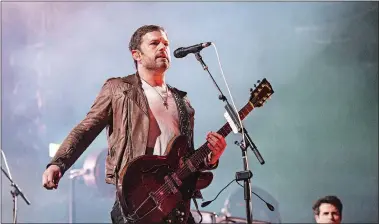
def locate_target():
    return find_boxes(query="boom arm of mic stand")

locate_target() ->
[1,165,31,205]
[194,52,227,102]
[225,103,265,165]
[240,128,265,165]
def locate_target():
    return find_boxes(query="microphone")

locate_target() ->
[173,42,212,58]
[201,179,275,212]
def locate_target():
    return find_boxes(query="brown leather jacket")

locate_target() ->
[48,73,217,186]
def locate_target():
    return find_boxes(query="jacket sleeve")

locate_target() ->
[47,79,113,175]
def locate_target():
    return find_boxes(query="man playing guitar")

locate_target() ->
[42,25,227,224]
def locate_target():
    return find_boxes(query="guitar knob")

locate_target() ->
[181,212,184,216]
[180,218,184,222]
[167,219,172,223]
[176,210,181,215]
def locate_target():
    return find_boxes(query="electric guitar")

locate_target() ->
[118,78,274,223]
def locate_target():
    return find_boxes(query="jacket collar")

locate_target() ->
[122,72,188,98]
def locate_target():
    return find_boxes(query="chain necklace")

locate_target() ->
[142,79,169,109]
[153,85,169,109]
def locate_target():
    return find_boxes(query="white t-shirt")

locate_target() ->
[141,79,180,156]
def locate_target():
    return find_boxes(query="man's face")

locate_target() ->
[133,30,171,72]
[315,203,342,224]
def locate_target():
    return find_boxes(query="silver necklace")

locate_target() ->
[153,85,169,109]
[143,80,169,109]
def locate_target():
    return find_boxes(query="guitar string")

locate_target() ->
[154,146,211,203]
[153,104,253,203]
[154,105,250,202]
[135,84,268,215]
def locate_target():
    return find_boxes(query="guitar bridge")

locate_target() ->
[127,192,161,222]
[148,192,159,206]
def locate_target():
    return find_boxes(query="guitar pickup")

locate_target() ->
[170,173,182,187]
[164,176,179,194]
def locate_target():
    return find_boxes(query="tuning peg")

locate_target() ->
[250,88,253,92]
[253,84,257,88]
[257,80,261,83]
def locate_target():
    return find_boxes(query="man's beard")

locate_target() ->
[143,58,170,71]
[139,50,170,71]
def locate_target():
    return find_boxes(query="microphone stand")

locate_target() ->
[1,150,31,224]
[68,172,76,224]
[68,168,88,223]
[194,52,265,224]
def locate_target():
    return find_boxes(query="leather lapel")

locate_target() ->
[123,86,149,117]
[122,73,149,116]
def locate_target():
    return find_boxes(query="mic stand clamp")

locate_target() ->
[194,52,208,71]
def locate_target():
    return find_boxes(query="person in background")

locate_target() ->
[313,195,343,224]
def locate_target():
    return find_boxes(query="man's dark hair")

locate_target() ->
[129,25,166,69]
[312,195,343,216]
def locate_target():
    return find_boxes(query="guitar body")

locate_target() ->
[119,135,213,224]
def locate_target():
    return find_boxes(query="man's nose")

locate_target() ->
[158,43,167,50]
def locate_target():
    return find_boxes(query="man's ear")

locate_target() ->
[132,49,142,62]
[314,215,319,223]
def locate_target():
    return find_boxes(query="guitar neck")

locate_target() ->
[189,102,255,168]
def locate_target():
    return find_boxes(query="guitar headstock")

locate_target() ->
[249,78,274,108]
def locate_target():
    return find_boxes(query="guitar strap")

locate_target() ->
[170,86,205,222]
[168,85,193,149]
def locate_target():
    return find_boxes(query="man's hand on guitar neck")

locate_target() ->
[206,131,227,165]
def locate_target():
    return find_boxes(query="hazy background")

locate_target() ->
[1,2,378,223]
